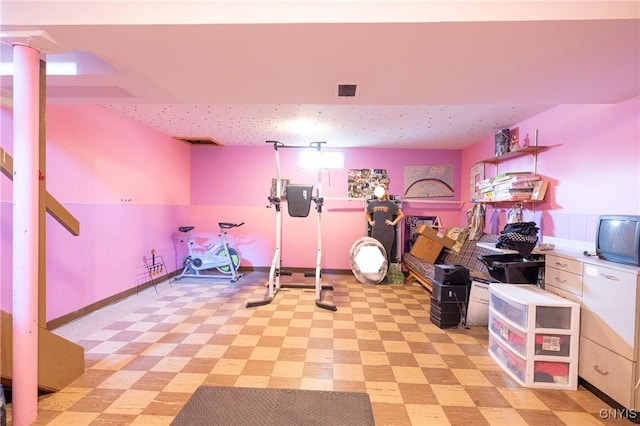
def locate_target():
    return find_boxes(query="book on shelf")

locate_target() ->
[491,193,532,202]
[531,180,549,201]
[491,171,535,183]
[493,180,538,191]
[477,178,494,190]
[497,175,540,185]
[508,189,534,196]
[493,171,531,179]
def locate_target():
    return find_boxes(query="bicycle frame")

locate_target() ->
[173,222,244,283]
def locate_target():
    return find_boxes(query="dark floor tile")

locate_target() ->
[481,370,521,388]
[442,354,478,369]
[516,408,564,425]
[397,383,439,405]
[464,386,513,408]
[423,368,461,386]
[129,371,178,391]
[121,355,163,371]
[371,402,412,426]
[363,365,396,382]
[67,388,125,413]
[442,406,490,426]
[531,388,586,411]
[387,352,419,367]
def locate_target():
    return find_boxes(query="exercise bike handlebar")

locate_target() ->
[219,222,245,229]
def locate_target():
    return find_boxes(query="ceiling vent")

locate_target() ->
[173,137,223,146]
[338,84,357,97]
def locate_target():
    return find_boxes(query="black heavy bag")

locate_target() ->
[286,184,314,218]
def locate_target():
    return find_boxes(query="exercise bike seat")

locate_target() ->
[178,226,195,233]
[219,222,244,229]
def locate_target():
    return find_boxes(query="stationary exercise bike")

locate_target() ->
[173,222,244,282]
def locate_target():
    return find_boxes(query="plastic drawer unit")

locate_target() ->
[488,284,580,389]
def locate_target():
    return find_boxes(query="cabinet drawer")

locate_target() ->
[546,254,583,275]
[535,305,574,330]
[490,289,528,329]
[489,332,526,383]
[544,284,581,303]
[489,332,573,387]
[535,333,571,357]
[579,336,636,409]
[544,267,582,297]
[489,310,527,356]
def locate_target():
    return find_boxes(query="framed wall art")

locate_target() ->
[347,169,389,198]
[403,165,454,198]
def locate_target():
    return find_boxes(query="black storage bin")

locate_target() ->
[430,298,462,328]
[432,280,468,303]
[478,253,545,284]
[434,264,469,286]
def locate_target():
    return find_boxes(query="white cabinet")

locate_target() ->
[581,263,638,360]
[543,250,640,412]
[544,254,583,303]
[580,262,640,411]
[579,336,636,409]
[488,284,580,389]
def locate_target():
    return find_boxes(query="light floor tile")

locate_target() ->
[333,364,365,381]
[45,411,100,426]
[392,366,429,384]
[430,384,477,407]
[97,370,147,390]
[479,407,529,425]
[498,387,549,411]
[104,390,159,415]
[163,373,207,393]
[37,387,93,411]
[451,368,493,386]
[405,404,451,426]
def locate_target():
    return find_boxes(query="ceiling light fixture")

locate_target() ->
[280,118,324,134]
[0,61,78,76]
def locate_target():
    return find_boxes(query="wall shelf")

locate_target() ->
[474,199,545,206]
[325,197,464,207]
[474,132,549,206]
[402,199,464,206]
[478,146,548,165]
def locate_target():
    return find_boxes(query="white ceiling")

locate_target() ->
[1,1,639,149]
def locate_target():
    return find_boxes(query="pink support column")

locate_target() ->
[11,43,41,426]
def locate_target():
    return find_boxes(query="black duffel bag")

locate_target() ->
[496,221,539,256]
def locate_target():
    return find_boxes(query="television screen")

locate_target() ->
[599,218,637,256]
[597,215,640,266]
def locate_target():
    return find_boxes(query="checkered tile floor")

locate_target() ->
[9,271,628,425]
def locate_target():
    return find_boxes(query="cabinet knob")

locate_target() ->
[593,365,609,376]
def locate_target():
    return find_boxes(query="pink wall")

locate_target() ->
[461,96,640,243]
[1,105,191,321]
[189,145,465,270]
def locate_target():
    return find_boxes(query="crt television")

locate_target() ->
[596,215,640,267]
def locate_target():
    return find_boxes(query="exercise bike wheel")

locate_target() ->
[213,247,241,274]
